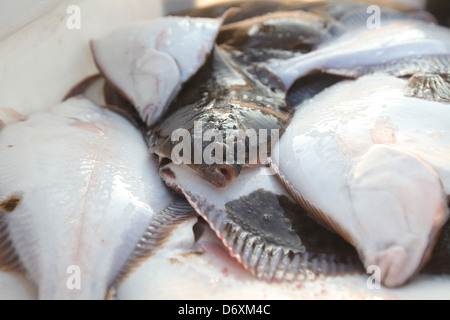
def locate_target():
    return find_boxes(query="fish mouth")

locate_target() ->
[198,165,239,188]
[159,159,240,189]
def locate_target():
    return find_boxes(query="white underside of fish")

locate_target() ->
[91,14,231,126]
[272,75,450,287]
[0,97,174,299]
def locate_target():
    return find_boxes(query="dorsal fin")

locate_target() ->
[404,73,450,102]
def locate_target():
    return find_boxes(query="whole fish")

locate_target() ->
[271,75,450,287]
[0,97,188,299]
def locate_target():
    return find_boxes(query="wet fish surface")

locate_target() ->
[271,75,450,287]
[160,163,363,282]
[148,46,293,188]
[262,19,450,94]
[90,14,230,126]
[0,97,177,299]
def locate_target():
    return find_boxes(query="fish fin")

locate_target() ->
[325,55,450,78]
[422,216,450,275]
[182,184,362,283]
[403,73,450,103]
[287,73,346,107]
[0,200,25,274]
[110,196,197,289]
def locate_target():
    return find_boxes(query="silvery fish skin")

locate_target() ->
[160,163,362,283]
[148,46,292,188]
[0,97,175,299]
[263,20,450,90]
[271,75,450,287]
[90,14,230,126]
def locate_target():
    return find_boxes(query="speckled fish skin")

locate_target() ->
[148,46,293,188]
[271,75,450,287]
[217,10,334,62]
[0,97,175,299]
[160,163,363,282]
[264,20,450,90]
[90,14,230,127]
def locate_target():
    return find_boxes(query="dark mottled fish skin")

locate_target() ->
[102,80,147,130]
[190,187,363,281]
[160,160,364,281]
[287,73,347,107]
[422,196,450,274]
[148,46,293,188]
[218,11,332,56]
[427,0,450,27]
[422,215,450,275]
[225,189,359,258]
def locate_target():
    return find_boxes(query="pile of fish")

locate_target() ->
[1,0,449,299]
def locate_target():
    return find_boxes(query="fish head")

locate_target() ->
[151,97,290,188]
[349,144,449,287]
[192,162,242,189]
